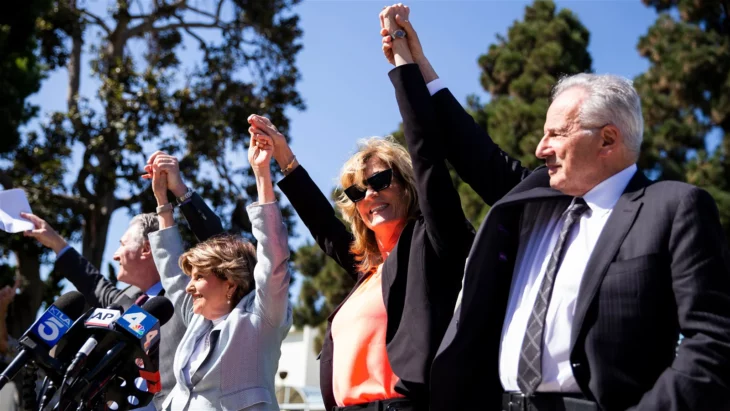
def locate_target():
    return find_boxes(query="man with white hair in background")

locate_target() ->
[380,4,730,410]
[21,158,222,410]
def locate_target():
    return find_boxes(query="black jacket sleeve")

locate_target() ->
[179,192,225,241]
[278,166,358,280]
[430,83,531,205]
[55,248,141,308]
[389,64,474,259]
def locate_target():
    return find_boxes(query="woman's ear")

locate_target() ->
[227,281,238,296]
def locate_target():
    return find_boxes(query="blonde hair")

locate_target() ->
[335,137,419,274]
[178,234,257,305]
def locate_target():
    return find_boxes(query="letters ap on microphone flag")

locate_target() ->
[84,308,122,328]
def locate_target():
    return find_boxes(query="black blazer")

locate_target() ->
[389,63,730,410]
[54,192,223,407]
[277,67,474,410]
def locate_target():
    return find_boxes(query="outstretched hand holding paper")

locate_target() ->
[0,189,35,233]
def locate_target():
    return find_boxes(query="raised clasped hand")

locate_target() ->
[379,3,425,65]
[248,132,274,176]
[143,151,189,202]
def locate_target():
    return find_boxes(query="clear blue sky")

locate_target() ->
[26,0,659,298]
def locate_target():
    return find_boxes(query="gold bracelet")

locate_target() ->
[281,156,297,174]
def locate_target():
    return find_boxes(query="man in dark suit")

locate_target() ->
[379,5,730,410]
[22,154,222,410]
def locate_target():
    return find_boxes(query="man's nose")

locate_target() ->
[535,135,552,159]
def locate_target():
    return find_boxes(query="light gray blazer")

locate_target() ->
[149,202,293,411]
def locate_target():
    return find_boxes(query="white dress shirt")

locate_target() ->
[499,164,637,393]
[183,314,228,385]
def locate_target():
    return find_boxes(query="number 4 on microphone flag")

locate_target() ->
[116,305,161,353]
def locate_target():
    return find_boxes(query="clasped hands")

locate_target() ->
[141,115,282,203]
[379,3,425,66]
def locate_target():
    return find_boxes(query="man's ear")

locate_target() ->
[598,125,620,157]
[140,240,152,258]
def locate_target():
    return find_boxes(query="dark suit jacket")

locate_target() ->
[54,192,223,409]
[387,64,730,410]
[277,67,474,410]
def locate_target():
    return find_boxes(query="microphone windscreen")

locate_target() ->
[53,291,87,321]
[141,297,174,326]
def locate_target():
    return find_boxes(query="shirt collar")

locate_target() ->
[582,164,638,215]
[212,314,228,328]
[145,281,163,297]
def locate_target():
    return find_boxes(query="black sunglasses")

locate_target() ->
[344,169,394,203]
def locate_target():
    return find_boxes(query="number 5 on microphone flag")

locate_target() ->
[31,306,72,347]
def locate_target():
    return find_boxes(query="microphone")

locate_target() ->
[56,297,174,411]
[116,296,173,354]
[0,291,86,390]
[63,304,124,382]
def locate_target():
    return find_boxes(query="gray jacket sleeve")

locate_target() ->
[247,202,291,327]
[149,226,194,327]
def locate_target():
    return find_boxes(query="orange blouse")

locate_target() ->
[331,266,406,406]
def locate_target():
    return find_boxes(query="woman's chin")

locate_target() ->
[192,301,203,315]
[368,216,405,233]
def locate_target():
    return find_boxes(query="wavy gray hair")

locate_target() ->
[552,73,643,156]
[127,213,159,248]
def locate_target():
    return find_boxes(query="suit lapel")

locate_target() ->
[483,166,565,215]
[178,319,213,387]
[458,169,567,325]
[190,329,220,386]
[570,172,648,349]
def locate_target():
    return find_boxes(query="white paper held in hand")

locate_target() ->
[0,189,35,233]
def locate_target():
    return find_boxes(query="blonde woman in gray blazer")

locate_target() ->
[146,136,293,411]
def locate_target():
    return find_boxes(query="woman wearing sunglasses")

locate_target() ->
[248,113,474,411]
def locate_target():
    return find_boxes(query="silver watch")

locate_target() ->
[176,187,194,204]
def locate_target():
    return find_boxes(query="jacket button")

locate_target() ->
[386,406,398,411]
[572,362,581,369]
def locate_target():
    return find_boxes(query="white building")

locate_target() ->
[275,326,325,411]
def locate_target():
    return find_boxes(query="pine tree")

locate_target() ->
[634,0,730,235]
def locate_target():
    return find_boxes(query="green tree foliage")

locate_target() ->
[0,0,52,153]
[0,0,303,335]
[634,0,730,235]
